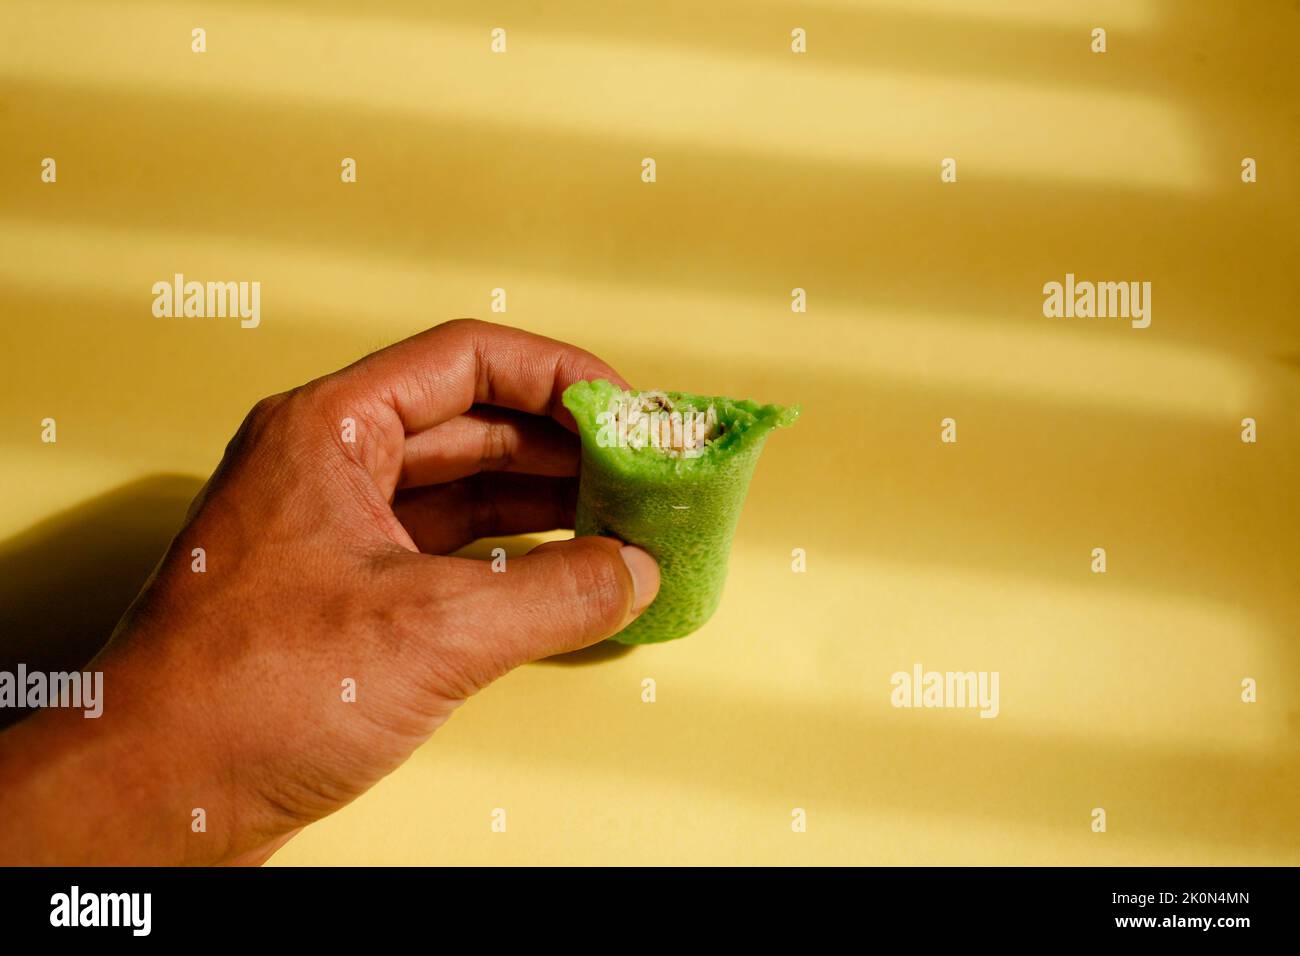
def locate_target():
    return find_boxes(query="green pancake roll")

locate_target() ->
[562,379,799,644]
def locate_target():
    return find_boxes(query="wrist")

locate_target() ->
[0,657,236,866]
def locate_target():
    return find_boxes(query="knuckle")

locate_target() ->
[562,548,627,625]
[435,317,483,342]
[244,391,295,431]
[311,384,387,445]
[248,394,284,422]
[478,419,514,469]
[223,393,287,458]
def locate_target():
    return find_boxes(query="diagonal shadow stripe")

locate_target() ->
[0,79,1294,360]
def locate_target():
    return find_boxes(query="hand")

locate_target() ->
[0,319,660,865]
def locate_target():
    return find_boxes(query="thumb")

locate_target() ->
[486,535,659,662]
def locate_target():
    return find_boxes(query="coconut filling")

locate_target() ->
[605,389,725,459]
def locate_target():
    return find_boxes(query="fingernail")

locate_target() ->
[619,545,660,616]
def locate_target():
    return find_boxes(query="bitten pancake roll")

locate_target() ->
[563,379,798,644]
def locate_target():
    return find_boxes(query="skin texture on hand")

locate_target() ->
[0,319,660,866]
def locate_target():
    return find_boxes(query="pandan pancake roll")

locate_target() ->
[561,379,799,644]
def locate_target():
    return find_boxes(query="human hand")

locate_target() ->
[0,319,660,865]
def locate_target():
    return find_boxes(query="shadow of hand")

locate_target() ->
[0,473,204,729]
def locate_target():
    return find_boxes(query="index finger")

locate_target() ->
[332,318,631,433]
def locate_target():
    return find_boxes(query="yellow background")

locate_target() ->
[1,1,1297,864]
